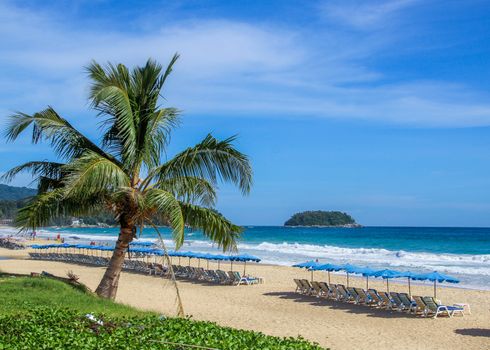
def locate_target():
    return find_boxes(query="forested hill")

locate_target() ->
[0,184,36,200]
[284,210,360,227]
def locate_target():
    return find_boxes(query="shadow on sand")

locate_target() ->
[454,328,490,338]
[263,291,421,319]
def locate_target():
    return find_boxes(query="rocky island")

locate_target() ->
[284,210,361,227]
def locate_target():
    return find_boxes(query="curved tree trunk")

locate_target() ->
[95,225,134,299]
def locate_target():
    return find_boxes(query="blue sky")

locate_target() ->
[1,0,490,226]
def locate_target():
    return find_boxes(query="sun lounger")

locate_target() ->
[389,292,409,312]
[422,296,465,318]
[347,287,361,304]
[336,284,354,302]
[398,293,416,312]
[354,288,374,305]
[294,279,305,293]
[300,279,314,295]
[310,281,323,297]
[318,282,335,299]
[378,291,396,310]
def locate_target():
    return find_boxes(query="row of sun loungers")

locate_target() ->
[172,265,261,285]
[28,252,261,286]
[294,279,465,318]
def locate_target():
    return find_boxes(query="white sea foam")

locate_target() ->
[2,227,489,289]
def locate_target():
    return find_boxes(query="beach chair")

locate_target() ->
[354,288,374,305]
[422,297,464,318]
[216,270,232,284]
[411,296,429,316]
[336,285,354,302]
[378,292,396,310]
[347,287,361,304]
[310,281,323,297]
[397,293,416,313]
[300,279,314,295]
[232,271,258,286]
[318,282,335,299]
[389,292,409,312]
[294,279,305,293]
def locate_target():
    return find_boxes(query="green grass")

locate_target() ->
[0,276,153,317]
[0,276,325,349]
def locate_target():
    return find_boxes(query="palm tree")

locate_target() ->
[2,54,252,299]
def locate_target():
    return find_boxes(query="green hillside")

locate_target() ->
[0,184,36,200]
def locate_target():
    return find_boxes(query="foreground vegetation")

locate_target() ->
[0,277,324,349]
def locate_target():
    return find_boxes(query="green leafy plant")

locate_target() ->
[0,308,324,350]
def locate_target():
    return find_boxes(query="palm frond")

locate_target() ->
[179,203,242,252]
[153,176,217,207]
[4,107,119,164]
[1,161,64,184]
[145,188,185,248]
[62,151,130,200]
[153,134,252,194]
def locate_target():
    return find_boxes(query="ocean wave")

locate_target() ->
[235,241,490,276]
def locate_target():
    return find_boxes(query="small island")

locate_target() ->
[284,210,361,227]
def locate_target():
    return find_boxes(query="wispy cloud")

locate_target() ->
[1,1,490,128]
[320,0,419,29]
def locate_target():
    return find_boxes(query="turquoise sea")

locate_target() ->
[6,226,490,289]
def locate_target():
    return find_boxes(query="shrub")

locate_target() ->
[0,307,324,349]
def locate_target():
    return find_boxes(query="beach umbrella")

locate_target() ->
[397,271,418,297]
[234,254,261,274]
[293,261,321,281]
[130,241,154,247]
[340,264,363,288]
[344,266,377,289]
[311,263,343,284]
[372,269,401,293]
[411,271,459,298]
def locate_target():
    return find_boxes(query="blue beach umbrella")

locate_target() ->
[345,266,376,289]
[130,241,154,247]
[293,261,321,281]
[372,269,402,293]
[231,254,261,274]
[311,263,343,284]
[341,264,364,287]
[412,271,459,298]
[397,271,418,297]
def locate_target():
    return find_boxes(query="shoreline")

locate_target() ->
[0,246,489,349]
[1,226,489,291]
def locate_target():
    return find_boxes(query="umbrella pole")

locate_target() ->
[198,259,200,268]
[243,261,247,275]
[311,270,313,282]
[366,276,369,290]
[434,280,437,298]
[408,278,411,297]
[231,260,233,272]
[347,272,349,287]
[328,271,331,284]
[386,279,389,293]
[207,260,209,269]
[218,261,220,270]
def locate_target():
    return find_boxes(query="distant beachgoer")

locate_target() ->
[32,231,37,240]
[56,233,61,242]
[61,237,65,243]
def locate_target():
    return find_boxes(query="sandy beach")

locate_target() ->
[0,247,488,350]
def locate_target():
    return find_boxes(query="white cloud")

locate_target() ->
[1,1,490,128]
[321,0,419,29]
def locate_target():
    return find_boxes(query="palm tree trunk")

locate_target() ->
[95,225,134,299]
